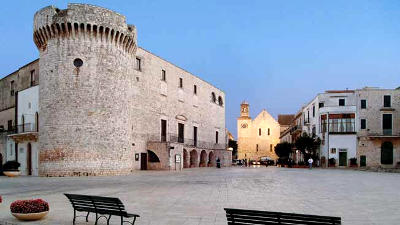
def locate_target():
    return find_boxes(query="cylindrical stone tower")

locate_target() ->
[33,4,137,176]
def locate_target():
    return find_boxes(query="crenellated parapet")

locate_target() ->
[33,4,136,55]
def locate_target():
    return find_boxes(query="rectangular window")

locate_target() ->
[135,57,141,71]
[193,85,197,95]
[319,102,324,108]
[161,119,167,142]
[215,131,219,144]
[161,70,166,81]
[312,105,315,117]
[361,119,366,129]
[383,114,392,135]
[384,95,391,107]
[268,128,270,135]
[193,126,197,146]
[307,110,310,123]
[10,80,15,96]
[339,99,345,106]
[270,144,273,152]
[259,128,261,136]
[331,148,336,154]
[256,144,258,152]
[30,70,36,86]
[179,78,183,88]
[178,123,184,143]
[361,99,367,109]
[327,114,355,133]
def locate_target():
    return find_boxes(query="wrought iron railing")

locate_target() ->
[148,133,226,150]
[10,123,38,134]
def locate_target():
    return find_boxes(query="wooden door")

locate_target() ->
[27,143,32,175]
[339,151,347,167]
[140,153,147,170]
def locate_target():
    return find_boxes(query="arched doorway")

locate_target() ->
[381,142,393,165]
[183,149,189,168]
[208,151,215,167]
[190,150,198,167]
[27,143,32,175]
[200,150,207,167]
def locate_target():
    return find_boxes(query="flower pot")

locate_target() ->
[4,171,21,177]
[12,211,48,221]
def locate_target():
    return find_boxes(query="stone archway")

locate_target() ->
[183,149,190,168]
[208,151,215,167]
[200,150,207,167]
[381,141,393,165]
[190,150,198,167]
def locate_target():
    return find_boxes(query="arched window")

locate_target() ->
[211,92,216,103]
[218,96,223,106]
[148,150,160,162]
[381,142,393,165]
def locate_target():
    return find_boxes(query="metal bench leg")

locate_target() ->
[107,215,112,225]
[73,210,76,225]
[132,216,137,225]
[95,213,99,225]
[86,211,90,222]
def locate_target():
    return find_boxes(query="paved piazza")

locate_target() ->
[0,167,399,225]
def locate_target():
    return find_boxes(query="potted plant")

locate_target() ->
[349,158,357,167]
[10,199,49,221]
[328,158,336,167]
[3,161,21,177]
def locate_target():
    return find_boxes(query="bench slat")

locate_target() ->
[226,213,340,223]
[224,208,340,225]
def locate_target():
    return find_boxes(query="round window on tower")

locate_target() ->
[73,58,83,68]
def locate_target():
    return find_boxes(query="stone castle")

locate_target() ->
[0,4,231,176]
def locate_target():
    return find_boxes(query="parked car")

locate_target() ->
[232,159,243,166]
[260,157,274,166]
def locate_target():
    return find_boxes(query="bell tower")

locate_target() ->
[237,101,252,159]
[240,101,250,118]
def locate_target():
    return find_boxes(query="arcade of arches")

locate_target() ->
[146,142,229,170]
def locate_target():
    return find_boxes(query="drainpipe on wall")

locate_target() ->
[14,91,18,162]
[327,112,329,168]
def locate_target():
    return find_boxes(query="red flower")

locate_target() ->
[10,199,49,214]
[0,196,2,203]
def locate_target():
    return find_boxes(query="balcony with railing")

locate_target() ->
[149,133,226,150]
[358,129,400,139]
[7,123,38,142]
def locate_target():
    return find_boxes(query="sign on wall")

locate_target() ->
[175,154,181,163]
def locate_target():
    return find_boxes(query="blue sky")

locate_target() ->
[1,1,399,138]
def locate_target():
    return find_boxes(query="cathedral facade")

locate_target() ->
[237,101,280,161]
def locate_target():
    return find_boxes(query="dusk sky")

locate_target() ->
[1,0,399,138]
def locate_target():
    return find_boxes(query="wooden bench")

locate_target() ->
[64,193,140,225]
[224,208,341,225]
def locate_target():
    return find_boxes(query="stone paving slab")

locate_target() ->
[0,167,400,225]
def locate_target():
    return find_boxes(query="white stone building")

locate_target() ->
[283,87,400,168]
[301,90,357,167]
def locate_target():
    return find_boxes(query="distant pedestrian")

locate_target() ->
[216,158,221,168]
[308,158,313,169]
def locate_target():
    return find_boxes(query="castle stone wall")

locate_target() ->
[34,4,137,176]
